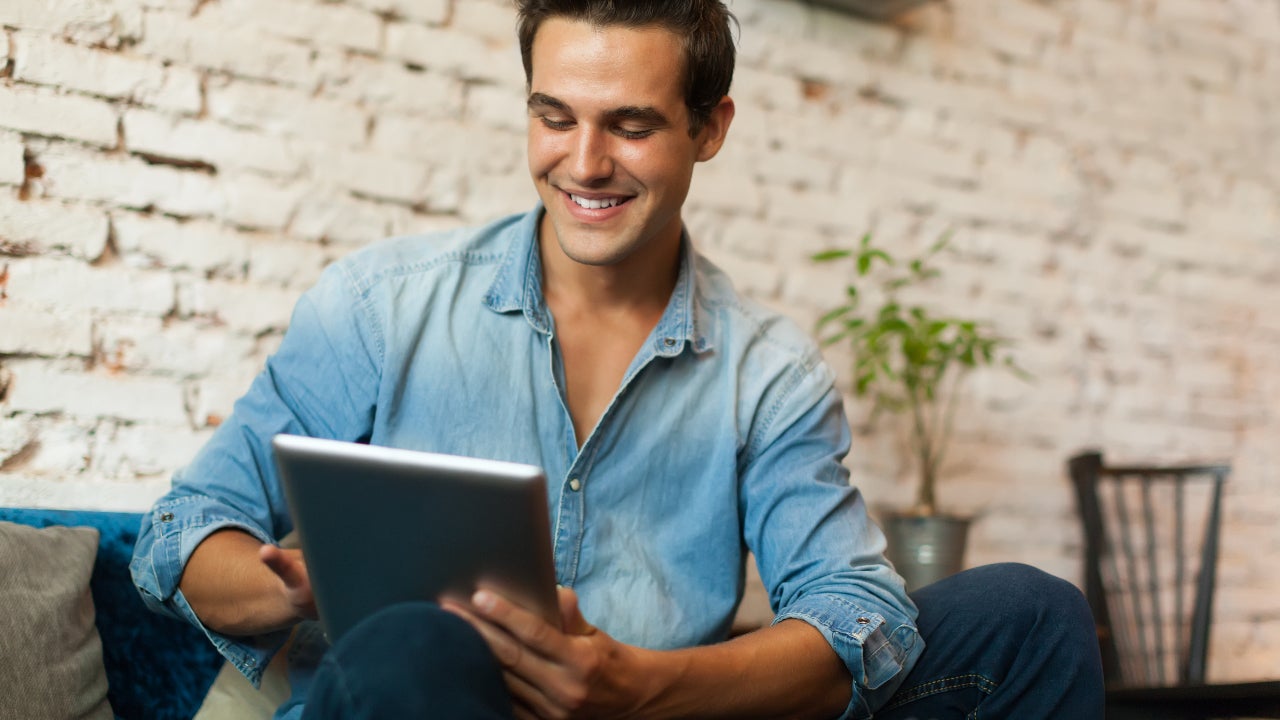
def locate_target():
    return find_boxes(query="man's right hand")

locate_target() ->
[260,544,318,622]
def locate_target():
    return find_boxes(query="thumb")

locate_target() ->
[557,585,593,635]
[260,545,308,589]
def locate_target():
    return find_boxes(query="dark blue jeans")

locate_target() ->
[302,563,1103,719]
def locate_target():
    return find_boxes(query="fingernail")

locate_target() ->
[474,590,494,610]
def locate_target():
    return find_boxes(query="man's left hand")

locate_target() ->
[442,586,660,720]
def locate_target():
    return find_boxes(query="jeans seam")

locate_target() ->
[880,672,998,712]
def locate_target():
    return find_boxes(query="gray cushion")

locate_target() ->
[0,521,112,720]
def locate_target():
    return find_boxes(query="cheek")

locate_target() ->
[526,128,561,175]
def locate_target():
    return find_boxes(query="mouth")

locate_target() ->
[559,189,634,219]
[568,192,629,210]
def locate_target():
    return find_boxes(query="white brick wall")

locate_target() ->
[2,0,1277,680]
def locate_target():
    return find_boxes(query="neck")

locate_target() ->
[537,214,682,318]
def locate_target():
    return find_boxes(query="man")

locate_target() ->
[133,1,1103,718]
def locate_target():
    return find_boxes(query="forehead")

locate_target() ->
[529,18,686,108]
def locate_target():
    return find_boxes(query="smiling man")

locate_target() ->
[132,1,1102,719]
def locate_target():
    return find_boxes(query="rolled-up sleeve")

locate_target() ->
[740,354,923,719]
[130,259,382,685]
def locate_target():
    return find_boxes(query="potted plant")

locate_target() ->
[812,232,1025,590]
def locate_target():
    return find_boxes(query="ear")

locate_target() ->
[695,95,735,162]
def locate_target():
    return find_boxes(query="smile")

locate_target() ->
[569,193,629,210]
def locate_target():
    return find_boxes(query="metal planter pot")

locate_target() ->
[884,513,972,593]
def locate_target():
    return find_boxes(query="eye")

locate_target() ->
[616,127,655,140]
[539,116,574,131]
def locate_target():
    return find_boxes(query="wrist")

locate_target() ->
[627,646,689,719]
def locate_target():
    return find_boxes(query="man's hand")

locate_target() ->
[259,544,318,622]
[443,587,660,720]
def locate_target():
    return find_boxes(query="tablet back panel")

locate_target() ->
[273,434,559,643]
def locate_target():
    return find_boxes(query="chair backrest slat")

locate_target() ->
[1139,476,1166,686]
[1069,451,1230,690]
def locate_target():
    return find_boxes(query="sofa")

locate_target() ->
[0,507,223,720]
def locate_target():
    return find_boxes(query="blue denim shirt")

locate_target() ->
[131,206,922,719]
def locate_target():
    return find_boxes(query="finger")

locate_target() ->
[512,703,540,720]
[473,590,564,657]
[503,668,561,720]
[556,586,594,636]
[259,545,308,589]
[443,601,528,670]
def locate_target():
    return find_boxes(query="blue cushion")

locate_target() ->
[0,508,222,720]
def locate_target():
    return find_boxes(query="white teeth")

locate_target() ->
[570,194,622,210]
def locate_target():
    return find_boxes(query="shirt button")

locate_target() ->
[160,512,174,522]
[568,478,581,492]
[856,616,871,625]
[663,337,676,347]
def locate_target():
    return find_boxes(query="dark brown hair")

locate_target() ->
[516,0,737,136]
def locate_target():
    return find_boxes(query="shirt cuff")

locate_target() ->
[773,593,923,720]
[130,494,291,686]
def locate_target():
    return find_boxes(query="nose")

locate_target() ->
[569,125,613,186]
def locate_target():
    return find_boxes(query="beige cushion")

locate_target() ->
[193,650,290,720]
[0,521,112,720]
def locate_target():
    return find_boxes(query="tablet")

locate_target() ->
[273,434,560,643]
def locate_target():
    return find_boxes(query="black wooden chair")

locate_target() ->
[1068,451,1280,719]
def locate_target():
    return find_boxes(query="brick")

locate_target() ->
[305,146,429,204]
[12,34,169,103]
[875,134,978,185]
[748,148,838,192]
[3,359,188,425]
[0,473,172,512]
[34,143,227,218]
[731,67,805,115]
[291,190,399,245]
[385,22,523,86]
[138,9,314,87]
[188,370,261,430]
[465,83,530,133]
[212,0,382,54]
[220,174,307,232]
[123,109,300,176]
[770,38,873,91]
[765,184,872,234]
[91,421,212,479]
[112,213,252,277]
[350,0,449,25]
[133,65,204,115]
[0,302,93,356]
[996,0,1066,37]
[685,160,764,214]
[8,419,93,476]
[809,5,900,58]
[247,237,335,289]
[453,0,518,42]
[0,84,119,148]
[206,79,367,147]
[0,417,34,465]
[324,57,465,118]
[372,116,521,174]
[4,257,174,316]
[0,197,110,260]
[0,0,143,48]
[457,168,539,225]
[95,316,256,377]
[388,211,466,239]
[176,277,300,334]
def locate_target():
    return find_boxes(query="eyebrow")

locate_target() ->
[527,92,670,127]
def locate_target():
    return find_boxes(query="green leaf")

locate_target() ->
[811,249,852,262]
[815,305,853,330]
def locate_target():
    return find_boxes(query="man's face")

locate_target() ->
[526,18,731,269]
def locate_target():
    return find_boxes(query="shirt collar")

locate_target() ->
[483,205,714,355]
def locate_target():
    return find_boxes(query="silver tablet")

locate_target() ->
[273,434,560,643]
